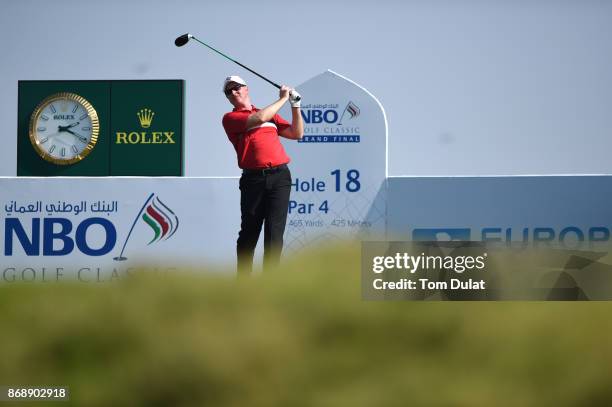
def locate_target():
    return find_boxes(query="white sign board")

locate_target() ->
[280,70,388,252]
[387,176,612,249]
[1,178,240,281]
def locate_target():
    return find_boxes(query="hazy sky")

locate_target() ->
[1,0,611,176]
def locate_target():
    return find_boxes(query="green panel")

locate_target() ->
[17,81,111,176]
[109,80,184,176]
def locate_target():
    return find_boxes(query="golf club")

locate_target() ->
[174,33,300,101]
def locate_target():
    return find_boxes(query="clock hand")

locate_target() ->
[57,122,80,132]
[64,128,88,143]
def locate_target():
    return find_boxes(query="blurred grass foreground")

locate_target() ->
[1,242,612,406]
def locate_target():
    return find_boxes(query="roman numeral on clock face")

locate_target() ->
[50,104,57,113]
[79,114,88,120]
[72,145,78,154]
[72,105,78,113]
[49,145,56,153]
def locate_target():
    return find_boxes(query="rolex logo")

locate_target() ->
[137,108,155,128]
[117,108,175,145]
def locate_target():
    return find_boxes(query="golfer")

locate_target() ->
[222,76,303,275]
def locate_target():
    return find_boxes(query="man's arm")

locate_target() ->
[245,86,291,129]
[279,106,304,140]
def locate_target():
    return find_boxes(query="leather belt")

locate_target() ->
[242,164,288,176]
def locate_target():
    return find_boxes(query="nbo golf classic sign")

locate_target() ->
[3,193,179,259]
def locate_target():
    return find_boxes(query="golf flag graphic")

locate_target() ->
[338,101,360,125]
[142,196,179,244]
[114,193,179,261]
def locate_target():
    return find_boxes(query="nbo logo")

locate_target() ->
[4,217,116,256]
[301,109,338,124]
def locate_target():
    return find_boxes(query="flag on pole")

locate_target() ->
[142,195,179,244]
[114,193,179,261]
[338,101,360,125]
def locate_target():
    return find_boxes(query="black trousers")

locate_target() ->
[237,165,292,274]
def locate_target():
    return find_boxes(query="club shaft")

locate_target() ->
[191,37,281,90]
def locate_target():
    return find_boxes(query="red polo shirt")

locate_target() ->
[222,105,291,169]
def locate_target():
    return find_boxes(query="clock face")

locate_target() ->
[29,92,99,165]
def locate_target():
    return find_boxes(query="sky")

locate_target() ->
[1,0,611,176]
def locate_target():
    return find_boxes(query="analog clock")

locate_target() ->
[29,92,99,165]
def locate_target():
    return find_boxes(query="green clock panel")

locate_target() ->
[17,80,184,176]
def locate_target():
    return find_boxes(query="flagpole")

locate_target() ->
[113,193,155,261]
[337,103,349,126]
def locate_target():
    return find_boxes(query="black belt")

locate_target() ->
[242,164,288,176]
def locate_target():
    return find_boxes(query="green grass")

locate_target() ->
[1,242,611,406]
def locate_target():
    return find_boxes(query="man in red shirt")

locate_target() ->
[222,75,303,275]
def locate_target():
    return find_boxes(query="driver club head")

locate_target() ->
[174,33,193,47]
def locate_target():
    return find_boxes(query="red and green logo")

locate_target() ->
[142,196,179,243]
[114,193,179,261]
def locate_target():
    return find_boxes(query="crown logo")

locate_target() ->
[137,108,155,128]
[60,102,68,112]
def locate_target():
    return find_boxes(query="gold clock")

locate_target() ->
[29,92,99,165]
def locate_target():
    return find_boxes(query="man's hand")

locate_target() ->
[248,85,294,129]
[279,85,291,101]
[289,90,301,108]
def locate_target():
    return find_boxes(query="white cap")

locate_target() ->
[222,75,247,92]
